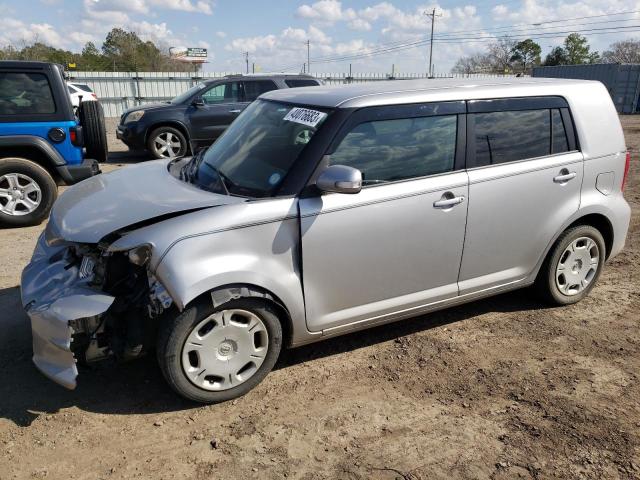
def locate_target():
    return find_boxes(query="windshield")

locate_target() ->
[186,100,331,197]
[170,83,207,104]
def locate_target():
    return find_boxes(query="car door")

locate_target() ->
[458,97,583,294]
[298,102,469,332]
[188,81,243,145]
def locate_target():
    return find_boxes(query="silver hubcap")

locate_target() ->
[181,309,269,391]
[154,131,182,158]
[555,236,600,296]
[0,173,41,216]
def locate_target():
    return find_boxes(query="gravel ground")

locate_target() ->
[0,116,638,480]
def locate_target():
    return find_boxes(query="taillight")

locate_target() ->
[91,93,97,100]
[622,151,631,192]
[70,126,83,147]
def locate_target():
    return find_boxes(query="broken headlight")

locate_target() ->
[127,245,151,266]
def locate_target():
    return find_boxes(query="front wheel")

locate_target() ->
[157,297,283,403]
[147,127,188,160]
[0,158,57,227]
[536,225,606,305]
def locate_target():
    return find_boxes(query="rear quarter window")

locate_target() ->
[0,72,56,115]
[285,79,320,88]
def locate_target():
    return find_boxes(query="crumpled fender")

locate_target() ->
[21,234,115,389]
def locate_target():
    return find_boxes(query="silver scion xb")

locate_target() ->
[21,78,631,403]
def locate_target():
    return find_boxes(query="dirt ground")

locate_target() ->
[0,116,639,480]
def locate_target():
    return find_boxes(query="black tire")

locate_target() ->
[147,126,188,160]
[157,297,283,403]
[0,157,57,227]
[535,225,606,305]
[78,101,108,163]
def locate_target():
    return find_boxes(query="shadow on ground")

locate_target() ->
[0,284,551,427]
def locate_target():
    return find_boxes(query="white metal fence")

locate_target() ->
[67,71,522,117]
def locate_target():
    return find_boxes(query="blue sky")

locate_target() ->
[0,0,638,73]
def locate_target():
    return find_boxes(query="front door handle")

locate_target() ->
[433,194,465,209]
[229,109,242,114]
[553,170,577,183]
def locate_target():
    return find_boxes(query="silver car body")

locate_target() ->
[21,78,631,389]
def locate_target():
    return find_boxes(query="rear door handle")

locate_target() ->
[553,171,577,183]
[433,195,465,209]
[229,109,242,114]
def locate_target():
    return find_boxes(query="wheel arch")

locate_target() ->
[185,284,294,348]
[531,208,618,285]
[0,144,62,184]
[565,213,614,260]
[145,121,191,145]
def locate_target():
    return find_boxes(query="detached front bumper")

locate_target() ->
[21,234,114,389]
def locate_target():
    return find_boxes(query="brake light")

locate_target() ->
[91,93,97,100]
[70,126,83,147]
[622,151,631,191]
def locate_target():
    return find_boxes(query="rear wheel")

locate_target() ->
[157,297,282,403]
[536,225,606,305]
[147,126,188,160]
[78,101,108,163]
[0,158,57,227]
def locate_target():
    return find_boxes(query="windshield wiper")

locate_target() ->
[180,148,206,183]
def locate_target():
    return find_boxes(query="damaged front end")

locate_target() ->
[21,233,173,390]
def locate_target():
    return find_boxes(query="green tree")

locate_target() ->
[510,39,541,73]
[563,33,599,64]
[544,46,569,66]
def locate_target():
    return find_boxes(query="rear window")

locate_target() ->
[472,108,570,165]
[285,79,320,88]
[0,72,56,115]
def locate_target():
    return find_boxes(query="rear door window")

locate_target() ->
[472,107,571,166]
[330,115,458,185]
[0,72,56,115]
[243,80,278,101]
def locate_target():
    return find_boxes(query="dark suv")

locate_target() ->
[0,61,107,227]
[116,74,321,159]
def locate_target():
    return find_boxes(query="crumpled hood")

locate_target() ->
[50,159,244,243]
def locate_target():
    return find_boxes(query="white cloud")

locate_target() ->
[296,0,356,25]
[348,18,372,31]
[216,31,227,38]
[83,0,213,15]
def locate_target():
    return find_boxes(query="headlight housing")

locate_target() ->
[128,245,151,266]
[124,110,145,124]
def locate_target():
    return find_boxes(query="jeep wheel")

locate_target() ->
[79,101,108,163]
[147,127,188,160]
[0,158,57,227]
[157,297,282,403]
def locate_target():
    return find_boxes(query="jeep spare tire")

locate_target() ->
[79,101,108,163]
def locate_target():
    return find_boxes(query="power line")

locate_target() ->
[267,9,640,70]
[271,22,640,69]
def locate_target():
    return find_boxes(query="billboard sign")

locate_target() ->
[169,47,208,63]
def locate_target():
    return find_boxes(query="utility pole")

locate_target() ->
[243,51,249,74]
[306,40,310,75]
[424,8,441,77]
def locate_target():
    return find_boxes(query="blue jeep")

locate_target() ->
[0,61,107,227]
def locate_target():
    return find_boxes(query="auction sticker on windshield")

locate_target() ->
[284,107,327,127]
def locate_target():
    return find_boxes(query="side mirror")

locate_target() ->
[316,165,362,194]
[192,96,205,107]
